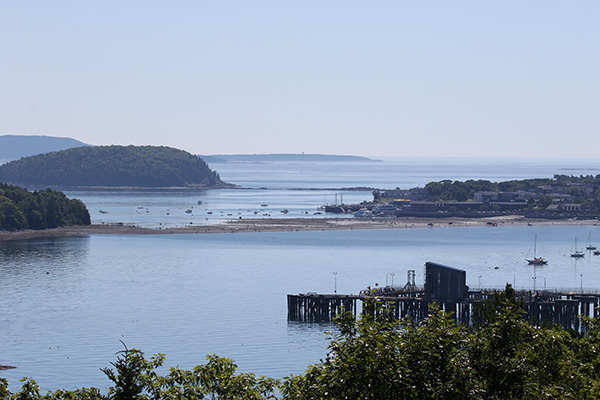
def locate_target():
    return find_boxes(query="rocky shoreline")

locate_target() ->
[1,216,599,241]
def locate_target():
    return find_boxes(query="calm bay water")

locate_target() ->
[2,157,600,392]
[210,156,600,189]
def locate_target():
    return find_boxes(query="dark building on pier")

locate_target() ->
[424,262,468,302]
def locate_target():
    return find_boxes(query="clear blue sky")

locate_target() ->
[1,1,598,158]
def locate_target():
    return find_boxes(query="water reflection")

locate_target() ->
[0,236,90,276]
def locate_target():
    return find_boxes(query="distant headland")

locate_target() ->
[200,154,381,163]
[0,134,90,161]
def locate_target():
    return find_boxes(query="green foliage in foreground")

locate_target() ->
[0,183,90,230]
[6,285,600,399]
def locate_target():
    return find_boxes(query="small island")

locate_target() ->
[0,145,231,189]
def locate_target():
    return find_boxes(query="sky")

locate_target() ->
[1,1,599,158]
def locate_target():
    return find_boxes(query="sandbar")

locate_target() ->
[1,215,599,241]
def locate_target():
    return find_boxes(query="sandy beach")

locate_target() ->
[1,215,599,241]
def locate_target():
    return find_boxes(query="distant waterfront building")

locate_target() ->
[546,203,582,212]
[474,191,518,203]
[382,187,428,201]
[550,194,572,203]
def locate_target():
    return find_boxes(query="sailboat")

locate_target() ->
[586,232,597,251]
[571,237,585,258]
[526,235,548,265]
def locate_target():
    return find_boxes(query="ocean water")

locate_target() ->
[209,156,600,189]
[2,157,600,392]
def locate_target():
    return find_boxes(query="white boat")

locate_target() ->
[354,207,373,218]
[526,235,548,265]
[571,237,585,258]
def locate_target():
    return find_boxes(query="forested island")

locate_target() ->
[0,145,229,188]
[0,183,90,230]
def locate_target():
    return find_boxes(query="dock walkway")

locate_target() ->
[288,290,600,331]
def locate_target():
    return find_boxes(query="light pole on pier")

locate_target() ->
[581,274,583,293]
[386,273,395,287]
[333,272,338,294]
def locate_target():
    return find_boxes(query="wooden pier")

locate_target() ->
[289,263,600,330]
[287,293,361,323]
[288,291,600,331]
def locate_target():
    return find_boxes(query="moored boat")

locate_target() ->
[586,232,597,250]
[571,237,585,258]
[526,235,548,265]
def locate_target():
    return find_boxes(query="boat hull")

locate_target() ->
[527,258,548,265]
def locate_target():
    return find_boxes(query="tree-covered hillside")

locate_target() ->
[0,183,90,230]
[0,145,227,188]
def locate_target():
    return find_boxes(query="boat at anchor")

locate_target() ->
[571,237,585,258]
[526,235,548,265]
[586,232,597,251]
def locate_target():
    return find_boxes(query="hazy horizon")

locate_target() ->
[2,2,599,158]
[4,133,600,162]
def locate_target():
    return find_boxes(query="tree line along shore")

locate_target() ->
[0,183,90,231]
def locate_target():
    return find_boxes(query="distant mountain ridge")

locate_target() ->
[0,134,90,161]
[201,154,379,163]
[0,145,229,188]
